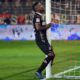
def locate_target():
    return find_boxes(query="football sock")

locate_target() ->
[37,55,54,73]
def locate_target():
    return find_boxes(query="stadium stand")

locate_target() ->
[0,0,80,24]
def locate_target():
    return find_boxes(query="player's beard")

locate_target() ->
[40,9,45,13]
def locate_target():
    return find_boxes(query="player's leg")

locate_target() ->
[49,46,55,66]
[36,43,55,79]
[36,53,55,79]
[37,49,55,73]
[37,42,55,67]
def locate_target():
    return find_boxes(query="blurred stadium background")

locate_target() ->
[0,0,80,24]
[0,0,80,80]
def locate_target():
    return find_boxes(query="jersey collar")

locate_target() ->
[35,12,42,16]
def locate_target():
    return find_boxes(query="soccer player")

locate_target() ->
[32,2,55,79]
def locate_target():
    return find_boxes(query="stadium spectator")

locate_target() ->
[0,14,4,24]
[77,15,80,24]
[1,11,11,24]
[4,17,11,24]
[17,15,26,24]
[51,14,60,24]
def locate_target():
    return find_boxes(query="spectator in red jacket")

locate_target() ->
[17,15,26,24]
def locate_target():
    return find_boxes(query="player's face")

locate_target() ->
[37,3,44,13]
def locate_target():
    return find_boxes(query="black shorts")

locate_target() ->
[36,40,53,55]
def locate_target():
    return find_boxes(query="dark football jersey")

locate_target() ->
[33,12,48,43]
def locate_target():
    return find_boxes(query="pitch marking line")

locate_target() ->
[52,66,80,78]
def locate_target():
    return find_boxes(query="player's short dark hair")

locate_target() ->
[32,2,40,12]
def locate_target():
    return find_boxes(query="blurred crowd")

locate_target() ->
[0,12,32,24]
[0,0,80,25]
[52,0,80,24]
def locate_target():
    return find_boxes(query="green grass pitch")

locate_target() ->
[0,40,80,80]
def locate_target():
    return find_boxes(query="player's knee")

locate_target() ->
[48,53,55,60]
